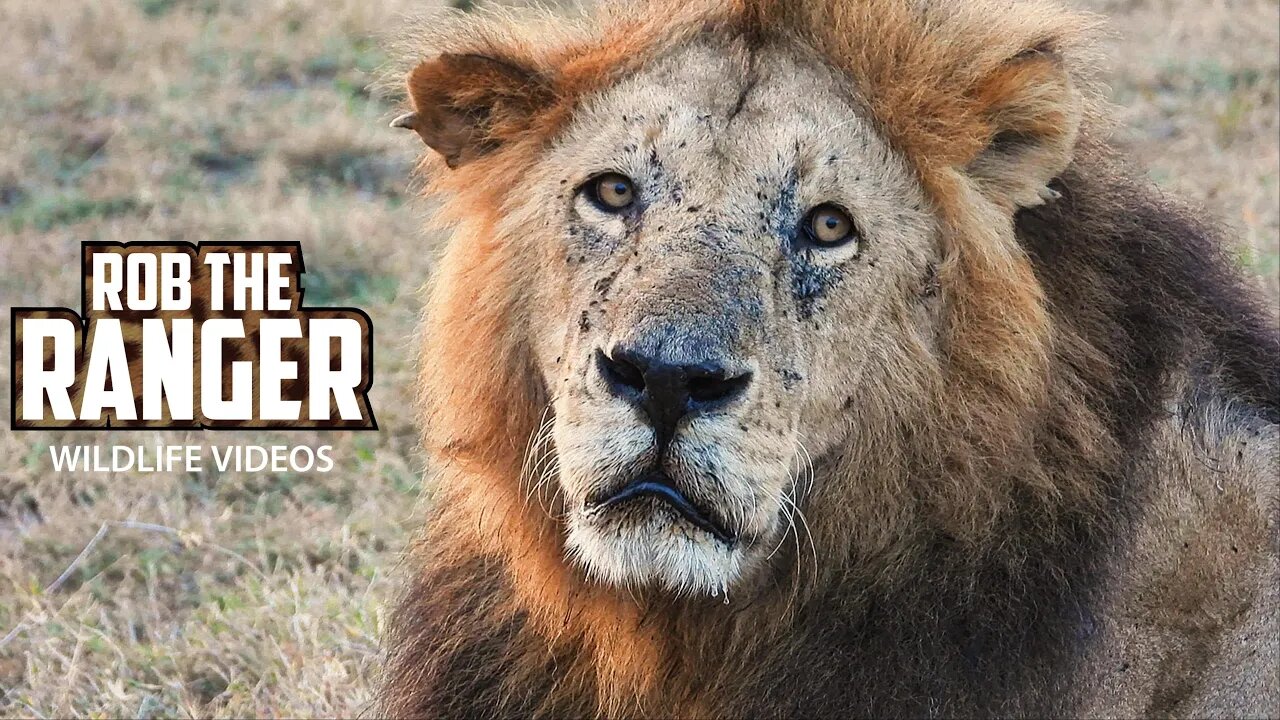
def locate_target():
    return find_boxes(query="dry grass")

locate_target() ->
[0,0,1275,716]
[1092,0,1280,293]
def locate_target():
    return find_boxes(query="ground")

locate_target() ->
[0,0,1275,716]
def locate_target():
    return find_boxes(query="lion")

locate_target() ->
[380,0,1280,717]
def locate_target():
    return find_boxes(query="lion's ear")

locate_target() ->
[966,44,1084,209]
[394,53,554,168]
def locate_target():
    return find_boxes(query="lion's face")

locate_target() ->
[510,40,937,595]
[404,0,1086,598]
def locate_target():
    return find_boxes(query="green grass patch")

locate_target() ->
[6,191,142,233]
[302,267,400,306]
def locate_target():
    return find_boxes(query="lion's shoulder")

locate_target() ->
[1075,371,1279,716]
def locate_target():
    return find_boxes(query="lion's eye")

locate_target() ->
[587,173,636,212]
[805,204,857,247]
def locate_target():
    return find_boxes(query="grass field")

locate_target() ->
[1,0,1276,716]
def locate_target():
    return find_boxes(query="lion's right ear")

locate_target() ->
[394,53,554,168]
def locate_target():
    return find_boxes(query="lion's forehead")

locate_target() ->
[575,41,870,159]
[557,40,928,237]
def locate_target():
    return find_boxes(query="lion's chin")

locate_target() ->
[564,504,751,597]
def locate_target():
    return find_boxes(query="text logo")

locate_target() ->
[12,242,377,430]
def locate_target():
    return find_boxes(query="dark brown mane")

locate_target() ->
[1021,146,1280,430]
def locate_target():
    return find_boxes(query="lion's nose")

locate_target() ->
[596,346,752,444]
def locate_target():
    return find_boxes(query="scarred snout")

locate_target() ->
[552,216,796,594]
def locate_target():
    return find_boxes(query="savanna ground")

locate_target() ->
[0,0,1276,716]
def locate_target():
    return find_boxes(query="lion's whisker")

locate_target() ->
[519,404,556,503]
[769,484,806,616]
[765,490,797,561]
[795,438,817,501]
[529,459,562,517]
[779,491,819,588]
[519,403,555,484]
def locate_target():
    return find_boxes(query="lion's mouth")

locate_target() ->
[585,472,738,546]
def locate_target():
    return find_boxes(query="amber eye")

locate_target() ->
[805,204,857,247]
[587,173,636,211]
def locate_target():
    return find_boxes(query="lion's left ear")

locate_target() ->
[393,53,555,168]
[965,43,1084,210]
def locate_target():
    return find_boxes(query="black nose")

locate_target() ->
[596,347,752,444]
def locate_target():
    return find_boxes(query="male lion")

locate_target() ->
[383,0,1280,717]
